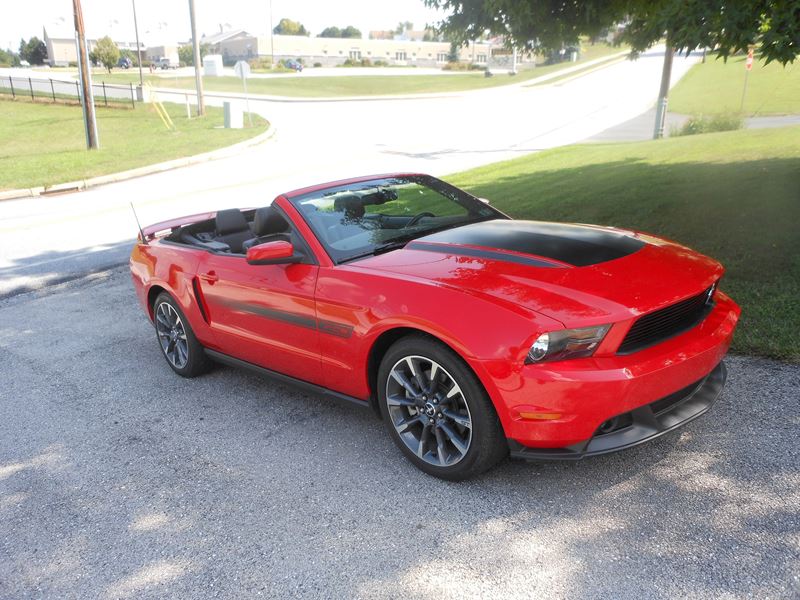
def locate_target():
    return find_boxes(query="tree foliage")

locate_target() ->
[19,37,47,65]
[273,18,308,36]
[424,0,800,65]
[91,36,120,73]
[318,25,362,38]
[178,43,210,66]
[0,48,20,67]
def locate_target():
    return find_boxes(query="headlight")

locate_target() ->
[526,325,611,363]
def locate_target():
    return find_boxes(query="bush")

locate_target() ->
[249,57,272,70]
[442,61,468,71]
[672,114,744,137]
[313,62,322,67]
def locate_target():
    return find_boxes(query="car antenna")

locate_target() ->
[130,202,148,244]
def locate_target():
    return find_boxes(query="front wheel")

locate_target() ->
[377,336,507,481]
[153,292,211,378]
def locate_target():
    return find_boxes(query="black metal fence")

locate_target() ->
[0,75,137,108]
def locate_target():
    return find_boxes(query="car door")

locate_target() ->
[195,249,322,386]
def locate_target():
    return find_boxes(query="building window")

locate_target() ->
[395,51,407,61]
[476,54,487,63]
[349,49,361,60]
[436,52,448,62]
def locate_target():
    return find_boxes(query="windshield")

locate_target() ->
[288,175,505,263]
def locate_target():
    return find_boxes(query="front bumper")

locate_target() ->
[508,361,726,460]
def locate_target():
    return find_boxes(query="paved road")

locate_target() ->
[0,269,797,598]
[0,47,699,298]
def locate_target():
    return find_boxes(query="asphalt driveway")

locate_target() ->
[1,268,797,599]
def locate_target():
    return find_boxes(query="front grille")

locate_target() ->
[618,285,715,354]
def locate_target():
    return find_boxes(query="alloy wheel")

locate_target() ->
[155,302,189,370]
[386,355,473,467]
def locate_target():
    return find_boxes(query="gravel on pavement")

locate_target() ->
[1,268,798,599]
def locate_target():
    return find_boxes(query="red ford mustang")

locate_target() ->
[130,174,740,480]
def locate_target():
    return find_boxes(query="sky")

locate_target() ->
[5,0,448,49]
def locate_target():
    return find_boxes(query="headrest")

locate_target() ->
[215,209,249,235]
[253,206,289,236]
[333,194,365,219]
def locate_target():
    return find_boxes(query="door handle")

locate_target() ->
[199,271,218,284]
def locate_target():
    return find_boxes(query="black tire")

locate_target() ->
[377,335,507,481]
[153,292,212,378]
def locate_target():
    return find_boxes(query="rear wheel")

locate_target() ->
[153,292,211,378]
[377,336,507,480]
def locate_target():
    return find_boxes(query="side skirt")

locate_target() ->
[204,349,371,411]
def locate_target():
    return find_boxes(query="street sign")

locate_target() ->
[745,48,754,71]
[234,60,251,80]
[233,60,253,128]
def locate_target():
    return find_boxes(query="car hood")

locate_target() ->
[348,219,723,327]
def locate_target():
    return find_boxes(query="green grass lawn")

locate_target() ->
[0,100,267,190]
[94,43,625,98]
[450,126,800,362]
[669,55,800,116]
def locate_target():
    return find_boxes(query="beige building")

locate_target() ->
[144,45,180,62]
[43,26,144,66]
[218,34,528,68]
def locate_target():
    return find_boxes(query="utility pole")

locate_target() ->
[132,0,143,87]
[653,43,674,139]
[73,0,99,149]
[188,0,205,116]
[268,0,274,65]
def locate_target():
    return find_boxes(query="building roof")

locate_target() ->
[201,28,248,45]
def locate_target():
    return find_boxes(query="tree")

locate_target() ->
[19,36,47,65]
[178,42,209,66]
[0,48,20,67]
[91,36,120,72]
[318,26,341,38]
[273,18,308,36]
[395,21,414,35]
[425,1,799,65]
[447,41,459,63]
[341,26,362,39]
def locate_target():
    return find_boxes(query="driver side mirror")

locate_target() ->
[246,240,301,265]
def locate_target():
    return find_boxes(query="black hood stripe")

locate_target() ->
[416,220,645,267]
[407,241,562,268]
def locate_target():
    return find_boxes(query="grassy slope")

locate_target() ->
[451,126,800,361]
[0,100,267,190]
[669,55,800,116]
[94,44,625,98]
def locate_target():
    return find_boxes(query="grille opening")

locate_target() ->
[618,285,715,354]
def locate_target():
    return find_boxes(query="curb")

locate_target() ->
[522,54,629,88]
[0,122,276,202]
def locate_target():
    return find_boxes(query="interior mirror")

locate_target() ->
[478,197,491,205]
[246,240,300,265]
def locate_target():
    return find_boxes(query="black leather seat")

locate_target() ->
[214,209,253,253]
[242,206,290,251]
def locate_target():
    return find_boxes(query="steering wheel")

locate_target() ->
[406,212,435,227]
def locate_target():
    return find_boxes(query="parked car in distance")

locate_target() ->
[117,56,132,69]
[130,174,740,480]
[157,56,179,70]
[285,59,303,72]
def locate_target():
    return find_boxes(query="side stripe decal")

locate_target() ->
[221,299,353,338]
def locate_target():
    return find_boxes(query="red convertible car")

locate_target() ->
[130,174,740,480]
